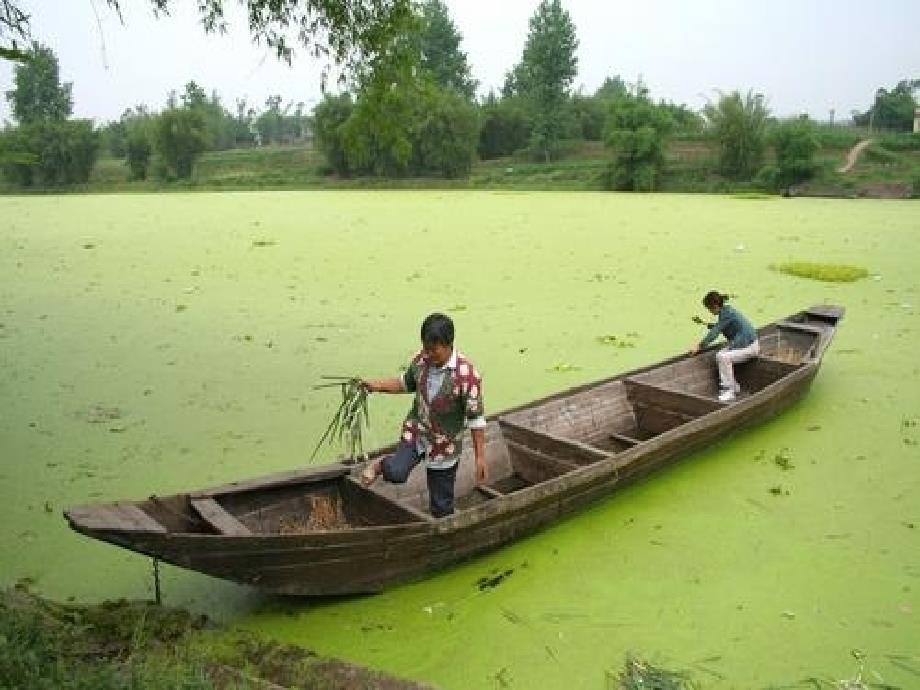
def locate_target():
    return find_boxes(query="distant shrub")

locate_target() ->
[515,138,579,163]
[864,145,900,164]
[770,117,820,191]
[877,133,920,152]
[755,164,779,191]
[814,126,863,149]
[772,261,868,283]
[0,120,100,187]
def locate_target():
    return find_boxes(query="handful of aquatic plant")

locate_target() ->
[311,376,370,462]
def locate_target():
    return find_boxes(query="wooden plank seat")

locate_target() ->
[66,503,166,533]
[498,418,610,465]
[475,484,504,499]
[624,378,726,415]
[609,432,640,447]
[190,497,252,536]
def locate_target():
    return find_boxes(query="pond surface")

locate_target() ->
[1,191,918,688]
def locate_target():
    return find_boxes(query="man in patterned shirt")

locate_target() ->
[360,313,487,517]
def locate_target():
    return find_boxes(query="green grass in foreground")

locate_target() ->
[2,586,710,690]
[772,261,869,282]
[0,586,427,690]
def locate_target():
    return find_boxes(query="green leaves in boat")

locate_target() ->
[311,376,370,462]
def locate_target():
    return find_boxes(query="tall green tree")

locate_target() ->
[5,42,72,123]
[703,90,769,180]
[603,90,673,191]
[410,84,478,177]
[855,79,919,132]
[415,0,476,99]
[122,108,154,180]
[768,116,819,192]
[152,107,207,179]
[0,42,98,187]
[313,93,354,174]
[508,0,578,161]
[315,9,476,179]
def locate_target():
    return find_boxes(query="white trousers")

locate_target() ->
[716,340,760,392]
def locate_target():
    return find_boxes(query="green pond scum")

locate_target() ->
[0,192,918,689]
[772,261,870,283]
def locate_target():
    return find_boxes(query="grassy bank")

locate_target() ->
[0,585,432,689]
[4,133,918,197]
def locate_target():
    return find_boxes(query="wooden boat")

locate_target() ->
[65,305,844,595]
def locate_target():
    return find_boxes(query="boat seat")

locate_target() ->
[609,432,639,447]
[624,379,726,416]
[190,497,252,536]
[475,484,504,499]
[66,503,166,533]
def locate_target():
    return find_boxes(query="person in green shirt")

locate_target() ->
[689,291,759,402]
[360,313,487,517]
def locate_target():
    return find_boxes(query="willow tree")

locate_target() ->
[703,90,770,180]
[3,0,414,78]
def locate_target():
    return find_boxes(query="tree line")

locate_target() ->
[1,0,917,191]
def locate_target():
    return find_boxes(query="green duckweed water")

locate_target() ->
[1,191,918,688]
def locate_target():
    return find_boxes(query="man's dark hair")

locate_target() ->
[702,291,727,309]
[420,313,454,347]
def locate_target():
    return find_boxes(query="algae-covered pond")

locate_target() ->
[1,191,918,688]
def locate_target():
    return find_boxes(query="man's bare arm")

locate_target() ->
[363,377,405,394]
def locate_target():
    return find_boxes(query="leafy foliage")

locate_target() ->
[0,119,99,186]
[603,90,673,191]
[313,3,476,179]
[332,74,477,177]
[853,79,919,132]
[0,43,99,187]
[877,132,920,152]
[415,0,476,99]
[4,42,72,124]
[103,0,414,83]
[703,90,770,180]
[152,107,208,179]
[313,92,354,174]
[768,116,820,191]
[507,0,579,162]
[125,119,153,181]
[478,93,532,159]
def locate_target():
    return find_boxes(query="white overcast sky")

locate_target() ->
[1,0,918,124]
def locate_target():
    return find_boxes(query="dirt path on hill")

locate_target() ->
[837,138,874,173]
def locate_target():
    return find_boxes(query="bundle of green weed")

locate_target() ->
[614,655,691,689]
[311,377,370,461]
[771,261,868,283]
